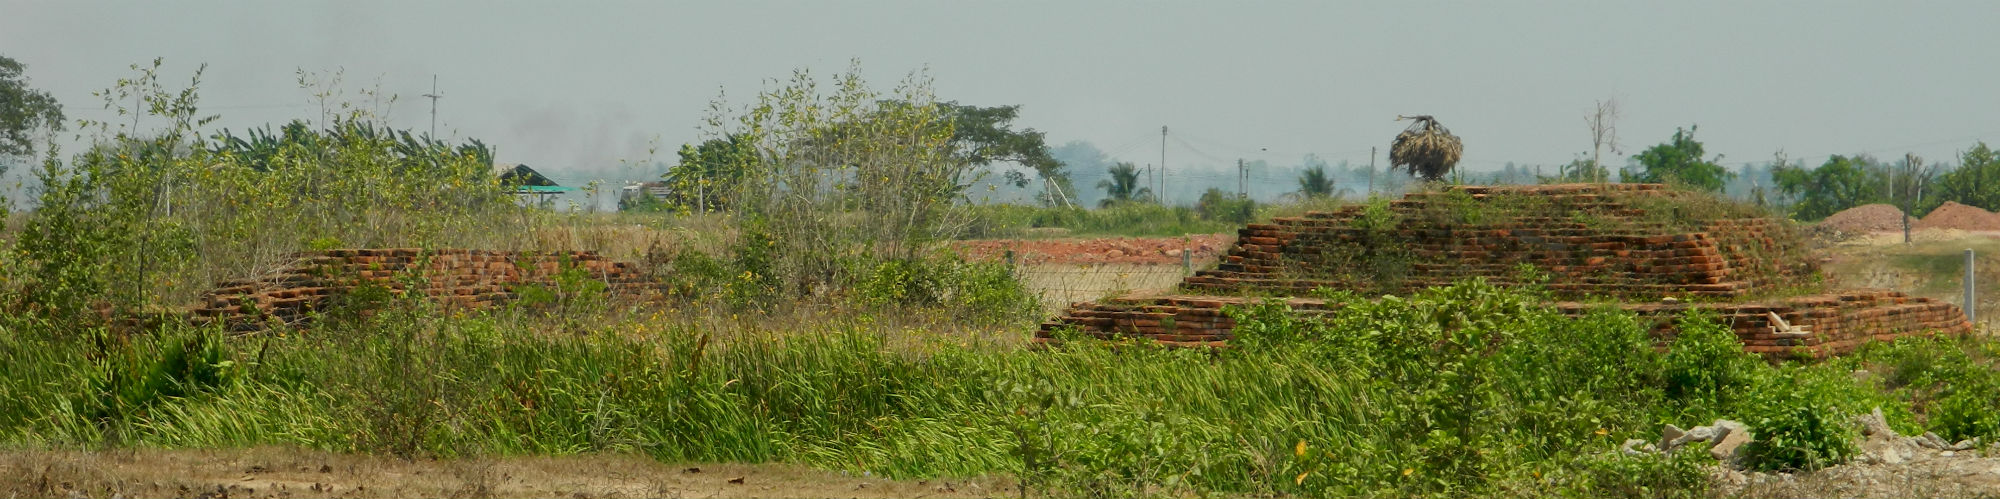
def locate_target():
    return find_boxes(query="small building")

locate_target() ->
[495,163,574,204]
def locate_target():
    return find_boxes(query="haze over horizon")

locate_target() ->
[5,1,1998,199]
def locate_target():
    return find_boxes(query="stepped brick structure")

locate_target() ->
[190,248,653,331]
[1185,184,1814,299]
[1039,184,1972,358]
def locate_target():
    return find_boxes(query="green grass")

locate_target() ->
[4,280,1996,497]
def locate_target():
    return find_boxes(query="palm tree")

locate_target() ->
[1096,162,1154,207]
[1298,165,1335,199]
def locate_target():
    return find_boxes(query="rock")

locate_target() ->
[1622,438,1658,455]
[1857,407,1895,437]
[1920,432,1950,450]
[1665,424,1722,452]
[1105,249,1125,258]
[1952,439,1977,451]
[1942,450,1957,457]
[1660,424,1687,450]
[1711,422,1753,461]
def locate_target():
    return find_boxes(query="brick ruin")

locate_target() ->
[1039,184,1973,358]
[189,248,653,331]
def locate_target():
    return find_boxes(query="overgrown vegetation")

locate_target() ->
[2,279,1994,497]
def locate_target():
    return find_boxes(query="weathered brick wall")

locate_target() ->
[1036,289,1970,358]
[1041,184,1967,358]
[189,248,652,331]
[1184,184,1816,300]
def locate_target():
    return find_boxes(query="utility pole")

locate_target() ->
[1368,146,1377,197]
[1237,158,1247,199]
[422,75,443,137]
[1160,126,1168,205]
[1904,153,1918,244]
[1968,249,1979,326]
[1144,164,1154,203]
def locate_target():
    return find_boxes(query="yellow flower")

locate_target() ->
[1294,440,1307,457]
[1295,471,1308,485]
[1594,428,1609,436]
[1402,468,1413,477]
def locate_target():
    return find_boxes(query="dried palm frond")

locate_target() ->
[1389,115,1463,182]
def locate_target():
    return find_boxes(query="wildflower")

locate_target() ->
[1402,468,1413,476]
[1295,440,1307,457]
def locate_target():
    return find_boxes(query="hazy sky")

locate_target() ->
[5,1,1998,188]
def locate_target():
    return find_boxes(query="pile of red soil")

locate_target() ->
[1818,204,1907,233]
[952,234,1233,265]
[1917,202,2000,231]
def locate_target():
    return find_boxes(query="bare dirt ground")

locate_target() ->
[952,234,1232,266]
[0,447,1014,499]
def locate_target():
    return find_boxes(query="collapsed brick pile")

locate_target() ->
[1040,289,1968,358]
[190,248,652,331]
[1039,184,1972,358]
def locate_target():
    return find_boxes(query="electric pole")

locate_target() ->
[422,75,443,137]
[1160,126,1168,205]
[1368,146,1377,196]
[1238,159,1247,199]
[1144,164,1154,203]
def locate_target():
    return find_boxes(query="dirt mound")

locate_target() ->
[1819,204,1907,233]
[1917,202,2000,231]
[952,234,1231,265]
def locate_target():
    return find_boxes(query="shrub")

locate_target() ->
[1661,310,1768,419]
[1738,374,1859,472]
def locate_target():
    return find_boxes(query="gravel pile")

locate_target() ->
[1916,202,2000,231]
[1819,204,1908,233]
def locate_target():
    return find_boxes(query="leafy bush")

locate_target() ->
[1196,187,1257,224]
[1660,310,1770,421]
[1738,374,1859,472]
[1850,336,2000,440]
[1566,451,1710,499]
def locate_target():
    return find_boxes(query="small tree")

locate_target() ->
[662,135,754,213]
[0,54,65,166]
[1922,142,2000,214]
[1297,164,1336,199]
[1771,154,1888,221]
[1095,161,1153,207]
[1629,126,1732,192]
[694,61,972,298]
[1583,98,1621,183]
[1891,154,1938,243]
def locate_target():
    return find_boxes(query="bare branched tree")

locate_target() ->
[1584,99,1621,183]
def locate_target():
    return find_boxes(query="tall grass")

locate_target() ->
[6,280,1995,497]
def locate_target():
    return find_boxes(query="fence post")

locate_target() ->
[1968,249,1978,325]
[1182,239,1192,275]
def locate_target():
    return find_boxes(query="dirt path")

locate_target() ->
[1,447,1014,499]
